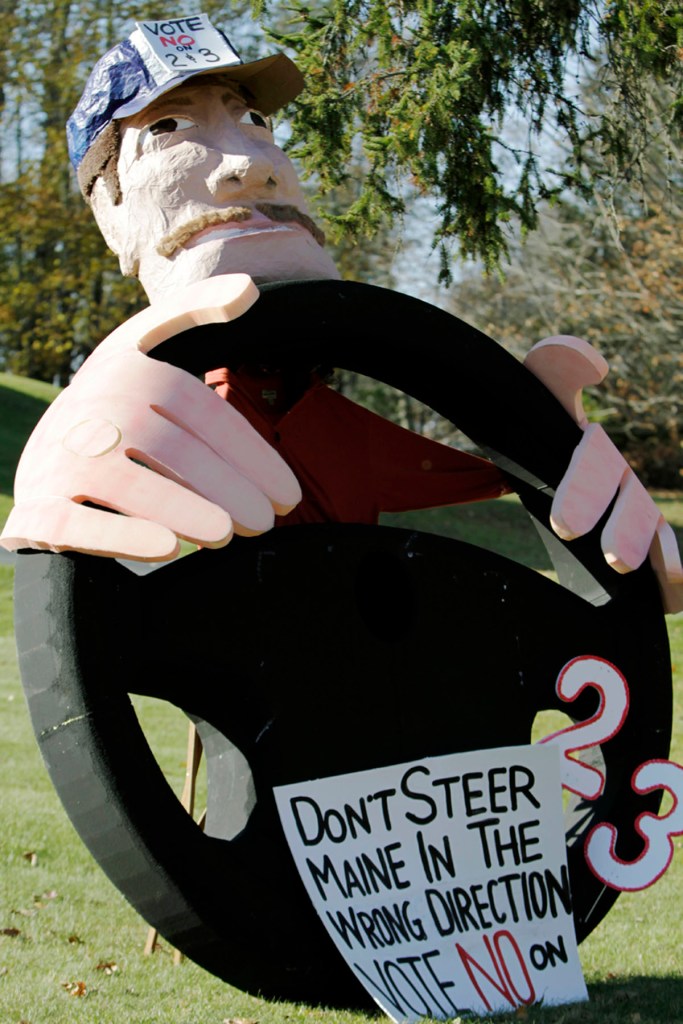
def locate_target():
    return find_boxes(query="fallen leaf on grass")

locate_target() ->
[0,928,20,937]
[22,851,38,867]
[95,961,119,975]
[62,981,87,997]
[67,934,83,945]
[38,890,58,901]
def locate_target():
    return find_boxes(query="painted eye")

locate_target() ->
[139,115,197,151]
[239,109,271,130]
[148,115,197,136]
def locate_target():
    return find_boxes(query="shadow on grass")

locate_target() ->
[587,975,683,1020]
[474,975,683,1023]
[0,382,54,495]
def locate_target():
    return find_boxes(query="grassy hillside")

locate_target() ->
[0,372,59,526]
[0,374,60,632]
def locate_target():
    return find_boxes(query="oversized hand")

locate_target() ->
[525,336,682,614]
[0,275,301,561]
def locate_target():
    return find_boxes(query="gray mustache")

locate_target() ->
[157,203,326,257]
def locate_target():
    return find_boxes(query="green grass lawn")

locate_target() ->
[0,372,59,528]
[0,372,682,1023]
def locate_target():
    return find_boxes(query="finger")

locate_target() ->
[126,412,276,534]
[132,355,301,511]
[650,520,683,615]
[651,519,683,583]
[73,455,233,548]
[137,273,260,353]
[78,274,259,370]
[1,497,181,561]
[525,336,609,426]
[67,350,301,513]
[19,407,272,537]
[550,424,626,539]
[601,470,662,574]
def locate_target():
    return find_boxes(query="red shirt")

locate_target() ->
[208,369,510,527]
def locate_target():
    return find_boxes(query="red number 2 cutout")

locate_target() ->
[538,655,629,800]
[585,760,683,891]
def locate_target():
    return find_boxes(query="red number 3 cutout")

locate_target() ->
[585,760,683,891]
[538,655,629,799]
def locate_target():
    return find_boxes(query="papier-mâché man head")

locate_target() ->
[67,12,339,303]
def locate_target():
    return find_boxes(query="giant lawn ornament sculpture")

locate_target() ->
[2,12,682,1016]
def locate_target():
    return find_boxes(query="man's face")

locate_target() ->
[90,80,339,301]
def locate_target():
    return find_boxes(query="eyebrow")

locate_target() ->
[147,81,247,112]
[142,94,196,116]
[221,85,250,104]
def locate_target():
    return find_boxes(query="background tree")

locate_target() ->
[448,79,682,488]
[0,0,144,383]
[256,0,682,279]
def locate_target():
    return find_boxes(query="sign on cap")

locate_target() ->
[131,12,241,87]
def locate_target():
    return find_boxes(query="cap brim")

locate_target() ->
[116,51,304,120]
[218,52,304,115]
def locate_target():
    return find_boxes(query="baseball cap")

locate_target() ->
[66,11,303,170]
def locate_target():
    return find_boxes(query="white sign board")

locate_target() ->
[132,13,241,85]
[275,744,587,1020]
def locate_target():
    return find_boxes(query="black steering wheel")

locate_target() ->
[14,281,672,1008]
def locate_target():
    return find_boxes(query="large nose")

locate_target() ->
[205,126,277,199]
